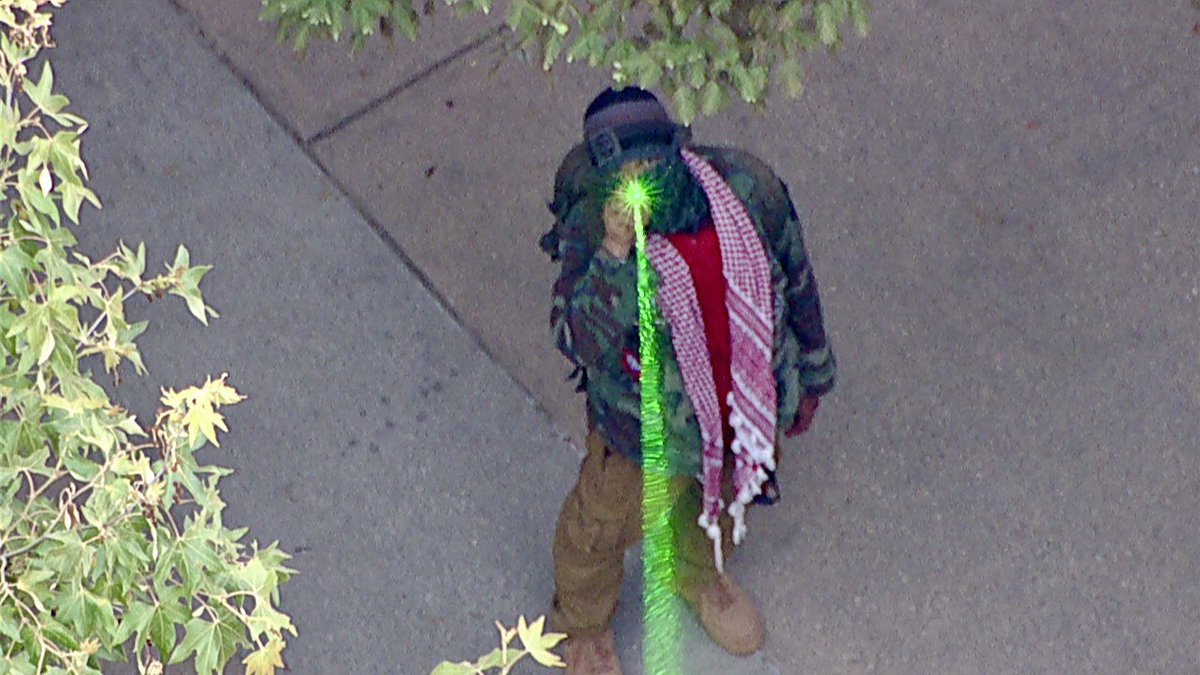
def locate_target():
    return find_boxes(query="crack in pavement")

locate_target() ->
[304,22,509,146]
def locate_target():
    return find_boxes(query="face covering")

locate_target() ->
[587,147,712,237]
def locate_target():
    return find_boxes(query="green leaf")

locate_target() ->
[245,601,296,643]
[19,170,61,226]
[816,2,838,45]
[255,542,298,605]
[60,443,99,481]
[671,84,698,126]
[149,591,185,661]
[178,523,227,583]
[385,1,418,40]
[668,0,690,27]
[0,607,22,642]
[729,63,757,103]
[0,654,34,675]
[707,18,738,49]
[290,21,313,53]
[170,245,190,272]
[112,601,155,645]
[44,530,93,579]
[60,181,100,224]
[832,0,850,24]
[16,568,55,612]
[235,557,272,596]
[10,441,51,476]
[542,30,565,71]
[748,64,769,98]
[47,131,86,184]
[125,241,146,279]
[624,51,663,91]
[0,100,19,148]
[171,613,242,673]
[111,452,152,481]
[25,61,54,110]
[688,60,708,90]
[81,588,117,639]
[648,5,673,39]
[0,244,34,301]
[349,0,388,34]
[54,588,89,636]
[708,0,732,16]
[504,0,529,32]
[39,615,80,652]
[849,0,870,36]
[565,32,588,64]
[182,288,211,325]
[56,376,109,409]
[83,478,128,528]
[777,0,806,31]
[474,646,522,669]
[172,618,217,670]
[699,79,726,116]
[114,529,152,568]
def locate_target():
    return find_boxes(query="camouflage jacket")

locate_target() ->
[541,141,836,476]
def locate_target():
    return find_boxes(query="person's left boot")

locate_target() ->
[678,574,765,656]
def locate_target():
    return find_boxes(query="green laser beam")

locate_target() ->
[620,168,682,675]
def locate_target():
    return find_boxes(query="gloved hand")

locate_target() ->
[784,395,820,437]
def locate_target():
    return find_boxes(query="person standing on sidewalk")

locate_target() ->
[539,86,836,674]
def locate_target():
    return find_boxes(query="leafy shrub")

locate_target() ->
[0,3,296,673]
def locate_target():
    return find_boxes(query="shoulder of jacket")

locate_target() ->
[554,142,594,191]
[689,144,790,217]
[555,140,591,175]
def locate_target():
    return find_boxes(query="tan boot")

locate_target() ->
[564,627,624,675]
[680,574,765,656]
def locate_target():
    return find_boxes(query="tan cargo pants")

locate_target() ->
[550,429,740,637]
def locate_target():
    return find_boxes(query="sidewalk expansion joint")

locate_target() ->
[163,1,565,441]
[304,22,509,147]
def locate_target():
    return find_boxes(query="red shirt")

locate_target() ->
[665,217,736,447]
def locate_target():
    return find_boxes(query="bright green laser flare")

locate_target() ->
[618,169,681,675]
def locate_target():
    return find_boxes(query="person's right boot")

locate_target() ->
[564,627,624,675]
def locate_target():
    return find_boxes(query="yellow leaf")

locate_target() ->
[207,373,246,405]
[516,615,566,668]
[182,398,224,447]
[164,374,243,448]
[242,635,286,675]
[159,385,188,409]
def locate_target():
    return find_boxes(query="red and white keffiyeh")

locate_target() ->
[644,147,777,574]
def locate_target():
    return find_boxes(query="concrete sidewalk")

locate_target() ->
[50,0,1200,673]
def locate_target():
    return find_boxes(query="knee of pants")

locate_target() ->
[558,480,637,558]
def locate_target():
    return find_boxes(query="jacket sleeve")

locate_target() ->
[547,182,638,384]
[772,180,837,397]
[560,246,637,377]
